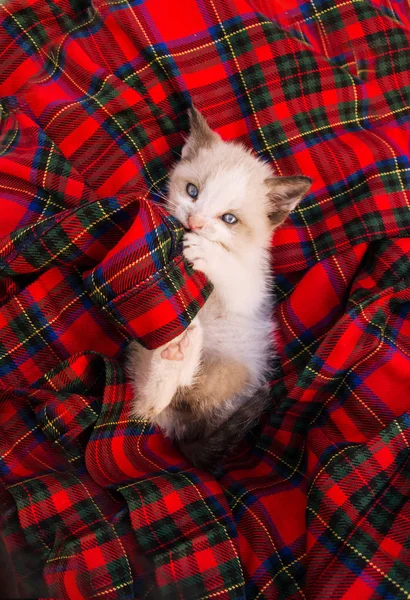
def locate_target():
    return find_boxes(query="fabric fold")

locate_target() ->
[1,0,410,598]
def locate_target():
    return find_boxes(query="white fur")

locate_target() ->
[128,321,203,419]
[166,136,276,391]
[129,137,275,427]
[129,111,309,435]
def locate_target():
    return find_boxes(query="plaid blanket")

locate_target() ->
[1,0,410,598]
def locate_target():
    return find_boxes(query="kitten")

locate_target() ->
[128,107,311,468]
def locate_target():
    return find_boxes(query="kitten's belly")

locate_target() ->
[199,297,273,384]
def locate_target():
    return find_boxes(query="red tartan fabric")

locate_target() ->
[1,0,410,598]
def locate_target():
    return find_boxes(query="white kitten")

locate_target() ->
[128,107,311,468]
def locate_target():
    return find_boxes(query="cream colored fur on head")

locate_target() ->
[166,107,311,316]
[129,107,311,454]
[168,108,310,251]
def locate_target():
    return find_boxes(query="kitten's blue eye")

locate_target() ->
[186,183,198,199]
[221,213,238,225]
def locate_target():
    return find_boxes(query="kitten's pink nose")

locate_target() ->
[188,215,205,230]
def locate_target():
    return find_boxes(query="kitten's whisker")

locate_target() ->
[146,182,168,202]
[145,182,159,197]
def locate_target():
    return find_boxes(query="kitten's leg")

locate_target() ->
[130,341,183,420]
[178,322,203,387]
[160,321,203,387]
[129,320,202,420]
[179,387,271,469]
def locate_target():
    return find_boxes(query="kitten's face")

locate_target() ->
[166,108,311,252]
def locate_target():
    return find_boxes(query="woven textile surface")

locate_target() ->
[0,0,410,598]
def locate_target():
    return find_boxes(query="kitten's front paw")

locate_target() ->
[183,232,211,274]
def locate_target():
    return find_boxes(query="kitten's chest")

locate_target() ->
[199,293,228,333]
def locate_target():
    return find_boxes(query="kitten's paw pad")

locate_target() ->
[161,342,184,361]
[160,330,191,361]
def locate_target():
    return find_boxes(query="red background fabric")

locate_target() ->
[0,0,410,598]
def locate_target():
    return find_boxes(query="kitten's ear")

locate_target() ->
[265,176,312,227]
[181,106,221,159]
